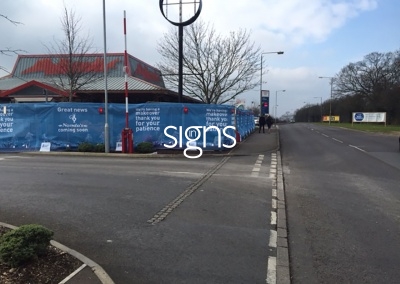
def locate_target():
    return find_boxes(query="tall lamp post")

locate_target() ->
[319,76,334,125]
[260,51,284,115]
[275,89,286,125]
[314,96,322,122]
[102,0,110,153]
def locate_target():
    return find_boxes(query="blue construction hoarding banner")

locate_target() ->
[0,103,254,152]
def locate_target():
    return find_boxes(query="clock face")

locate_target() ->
[159,0,202,26]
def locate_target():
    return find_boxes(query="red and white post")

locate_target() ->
[121,10,133,153]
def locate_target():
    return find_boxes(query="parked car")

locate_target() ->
[254,116,259,126]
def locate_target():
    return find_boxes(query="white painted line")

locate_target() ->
[332,138,343,143]
[252,167,261,172]
[272,189,277,197]
[349,145,366,152]
[322,134,329,137]
[266,256,277,284]
[59,264,87,284]
[272,199,277,209]
[163,171,201,175]
[271,211,277,225]
[269,229,277,248]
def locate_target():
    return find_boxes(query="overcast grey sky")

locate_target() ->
[1,0,399,116]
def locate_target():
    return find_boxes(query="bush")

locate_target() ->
[94,143,105,152]
[78,142,105,152]
[0,224,54,267]
[136,142,154,153]
[78,142,94,152]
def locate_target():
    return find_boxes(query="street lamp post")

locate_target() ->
[102,0,110,153]
[319,76,334,125]
[275,89,286,125]
[314,96,322,122]
[260,51,284,115]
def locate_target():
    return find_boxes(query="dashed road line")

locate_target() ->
[271,211,277,225]
[267,151,291,284]
[269,229,277,248]
[251,154,265,177]
[272,199,277,210]
[266,256,277,284]
[332,138,343,143]
[267,152,279,284]
[349,144,366,152]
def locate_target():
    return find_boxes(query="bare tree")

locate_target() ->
[0,14,25,60]
[335,51,399,105]
[45,7,99,102]
[157,20,261,104]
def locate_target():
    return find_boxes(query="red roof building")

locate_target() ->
[0,53,199,103]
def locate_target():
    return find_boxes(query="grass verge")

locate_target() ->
[315,122,400,134]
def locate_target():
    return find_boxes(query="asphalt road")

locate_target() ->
[280,123,400,284]
[0,133,277,284]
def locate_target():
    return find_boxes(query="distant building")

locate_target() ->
[0,53,200,104]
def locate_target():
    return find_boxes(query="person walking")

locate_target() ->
[266,114,273,133]
[258,115,266,133]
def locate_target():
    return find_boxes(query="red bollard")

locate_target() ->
[235,130,241,143]
[121,128,134,153]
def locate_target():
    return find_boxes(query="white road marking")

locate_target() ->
[322,134,329,138]
[59,264,87,284]
[271,211,277,225]
[251,154,265,177]
[266,256,277,284]
[349,145,366,152]
[0,156,29,160]
[332,138,343,143]
[269,229,277,248]
[163,171,201,175]
[272,199,277,210]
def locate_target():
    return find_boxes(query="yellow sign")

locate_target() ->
[323,116,340,122]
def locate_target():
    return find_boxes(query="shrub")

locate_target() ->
[0,224,54,267]
[78,142,105,152]
[94,143,105,152]
[136,142,154,153]
[78,142,94,152]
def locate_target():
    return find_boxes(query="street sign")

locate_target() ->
[261,90,270,115]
